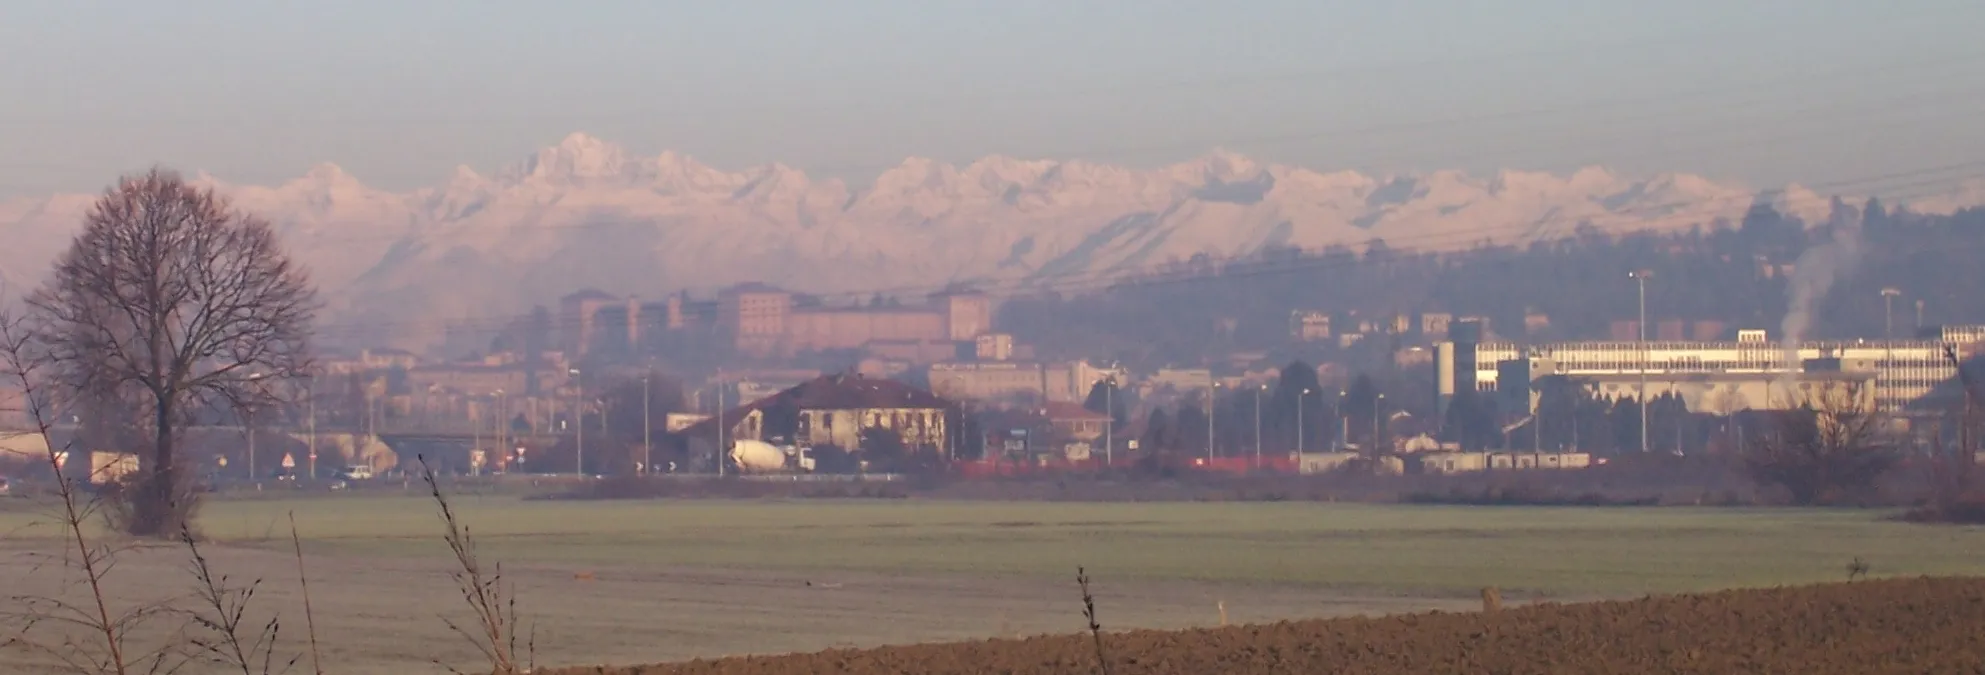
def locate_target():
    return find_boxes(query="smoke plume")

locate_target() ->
[1777,198,1865,396]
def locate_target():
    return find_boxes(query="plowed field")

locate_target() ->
[552,576,1985,675]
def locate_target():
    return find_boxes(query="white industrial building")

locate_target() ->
[1436,326,1982,414]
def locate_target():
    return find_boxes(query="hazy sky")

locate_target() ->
[3,1,1983,198]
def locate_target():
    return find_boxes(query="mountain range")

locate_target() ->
[2,132,1978,350]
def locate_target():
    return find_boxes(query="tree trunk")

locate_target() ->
[134,393,178,537]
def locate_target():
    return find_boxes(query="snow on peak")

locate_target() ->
[449,164,484,184]
[1171,148,1263,183]
[510,132,628,182]
[9,133,1979,351]
[294,163,363,192]
[873,157,960,193]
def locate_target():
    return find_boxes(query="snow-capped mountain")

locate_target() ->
[0,133,1969,348]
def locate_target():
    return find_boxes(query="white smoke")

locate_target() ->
[1777,198,1865,401]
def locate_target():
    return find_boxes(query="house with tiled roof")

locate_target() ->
[678,373,955,463]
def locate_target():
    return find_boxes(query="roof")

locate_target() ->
[722,282,789,295]
[675,374,952,437]
[779,374,951,410]
[561,288,618,303]
[1042,401,1110,421]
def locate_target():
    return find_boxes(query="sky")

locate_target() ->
[2,0,1983,199]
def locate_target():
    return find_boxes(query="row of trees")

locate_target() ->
[1073,362,1742,457]
[998,199,1984,370]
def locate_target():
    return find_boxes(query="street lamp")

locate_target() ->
[1103,375,1115,466]
[493,389,506,475]
[568,368,583,476]
[1629,269,1652,454]
[1207,380,1221,462]
[306,372,317,480]
[642,374,652,476]
[1373,393,1386,455]
[1882,288,1902,339]
[1338,390,1349,449]
[1297,388,1311,454]
[713,383,726,477]
[1253,384,1266,468]
[245,372,265,483]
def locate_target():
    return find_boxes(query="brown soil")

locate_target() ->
[547,576,1985,675]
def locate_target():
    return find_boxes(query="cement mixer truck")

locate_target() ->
[728,439,818,474]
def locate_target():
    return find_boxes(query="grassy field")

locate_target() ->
[2,493,1982,673]
[17,492,1978,597]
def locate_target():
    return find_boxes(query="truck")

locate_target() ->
[728,439,817,474]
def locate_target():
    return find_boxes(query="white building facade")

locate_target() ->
[1437,326,1981,414]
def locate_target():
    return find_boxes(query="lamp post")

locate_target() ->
[1338,390,1349,449]
[1373,393,1386,456]
[1297,388,1311,454]
[569,368,583,476]
[306,374,317,480]
[245,372,265,483]
[1253,384,1265,468]
[642,374,652,476]
[494,389,506,475]
[1882,288,1902,339]
[1103,376,1115,466]
[1207,380,1220,462]
[1629,270,1652,454]
[713,383,726,477]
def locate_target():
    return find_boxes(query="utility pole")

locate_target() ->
[642,374,653,476]
[1338,390,1349,448]
[245,403,256,483]
[246,371,264,484]
[1254,385,1264,468]
[1206,379,1221,463]
[494,389,507,475]
[1296,388,1310,454]
[1882,288,1902,339]
[1103,377,1113,466]
[569,368,584,476]
[717,385,727,477]
[1373,393,1386,455]
[1630,270,1652,454]
[306,375,317,481]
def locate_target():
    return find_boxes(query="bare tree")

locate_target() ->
[27,168,317,537]
[1,302,192,675]
[1745,381,1899,506]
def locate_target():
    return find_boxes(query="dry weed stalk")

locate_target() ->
[181,526,297,675]
[1846,557,1870,582]
[1075,566,1111,675]
[0,308,190,675]
[419,454,533,674]
[287,513,324,675]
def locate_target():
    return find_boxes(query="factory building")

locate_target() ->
[1435,325,1982,416]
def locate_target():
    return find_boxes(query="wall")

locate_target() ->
[930,362,1045,402]
[798,407,948,454]
[786,310,946,354]
[943,294,993,341]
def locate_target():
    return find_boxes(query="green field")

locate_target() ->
[13,494,1972,598]
[5,494,1985,673]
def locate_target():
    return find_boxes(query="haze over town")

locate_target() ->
[3,3,1985,675]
